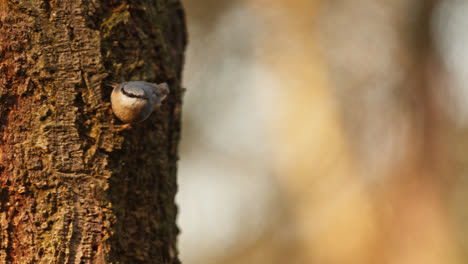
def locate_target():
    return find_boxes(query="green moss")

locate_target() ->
[101,5,130,38]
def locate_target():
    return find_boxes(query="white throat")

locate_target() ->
[120,93,147,108]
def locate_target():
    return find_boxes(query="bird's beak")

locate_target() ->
[106,82,120,89]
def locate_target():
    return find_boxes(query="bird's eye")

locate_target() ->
[121,87,147,100]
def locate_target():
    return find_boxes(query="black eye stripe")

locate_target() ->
[121,86,148,100]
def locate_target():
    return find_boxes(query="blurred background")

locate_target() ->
[176,0,468,263]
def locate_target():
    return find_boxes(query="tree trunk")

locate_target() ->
[0,0,186,263]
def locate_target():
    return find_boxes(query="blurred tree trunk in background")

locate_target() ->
[0,0,186,263]
[256,0,462,263]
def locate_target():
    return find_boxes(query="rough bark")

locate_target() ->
[0,0,186,263]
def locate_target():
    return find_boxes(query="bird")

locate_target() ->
[110,81,169,124]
